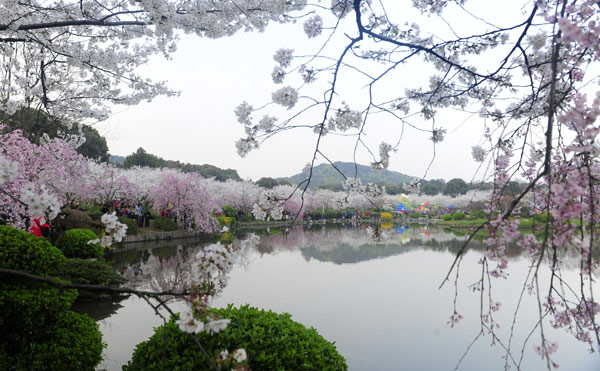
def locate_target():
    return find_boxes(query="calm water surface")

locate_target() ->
[83,224,600,370]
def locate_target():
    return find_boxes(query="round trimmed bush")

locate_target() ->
[125,305,348,371]
[55,228,103,258]
[442,214,453,221]
[453,212,466,221]
[380,212,393,220]
[0,225,66,274]
[0,225,104,370]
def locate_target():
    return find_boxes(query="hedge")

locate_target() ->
[151,217,178,231]
[125,304,348,371]
[0,226,104,370]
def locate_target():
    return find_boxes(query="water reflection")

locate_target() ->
[256,223,533,265]
[92,224,600,371]
[72,297,128,322]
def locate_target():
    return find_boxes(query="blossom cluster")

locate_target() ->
[271,66,286,84]
[429,128,446,143]
[0,156,18,185]
[303,15,323,38]
[328,103,362,132]
[234,101,253,125]
[19,183,60,220]
[272,86,298,109]
[218,348,249,370]
[371,142,393,170]
[88,212,128,247]
[471,146,486,162]
[176,309,230,334]
[273,48,294,68]
[252,189,285,221]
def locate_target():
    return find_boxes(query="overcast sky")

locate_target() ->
[97,1,519,183]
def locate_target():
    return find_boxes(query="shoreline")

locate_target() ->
[117,217,443,246]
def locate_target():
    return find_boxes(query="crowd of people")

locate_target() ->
[100,200,175,228]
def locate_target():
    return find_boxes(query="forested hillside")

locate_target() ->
[121,148,241,181]
[282,162,415,191]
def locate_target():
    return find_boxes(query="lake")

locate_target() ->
[80,223,600,370]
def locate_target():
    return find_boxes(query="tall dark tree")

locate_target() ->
[0,108,109,161]
[421,181,443,196]
[123,148,167,169]
[78,125,109,162]
[256,177,278,189]
[442,178,469,197]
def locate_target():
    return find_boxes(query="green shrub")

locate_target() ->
[125,305,348,371]
[534,212,550,223]
[118,216,139,235]
[222,205,237,218]
[55,228,103,258]
[453,212,466,220]
[0,225,66,274]
[243,215,254,222]
[151,217,178,231]
[410,212,422,219]
[442,214,453,221]
[217,215,235,226]
[3,311,104,371]
[469,210,486,219]
[50,258,126,287]
[324,210,338,219]
[0,226,104,371]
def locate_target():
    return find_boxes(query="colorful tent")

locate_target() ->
[394,203,410,213]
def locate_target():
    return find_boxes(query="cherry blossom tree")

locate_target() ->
[84,161,135,204]
[0,0,308,128]
[0,126,87,228]
[201,178,262,214]
[313,189,346,211]
[147,169,220,233]
[121,166,164,201]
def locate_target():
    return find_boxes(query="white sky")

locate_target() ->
[97,1,528,182]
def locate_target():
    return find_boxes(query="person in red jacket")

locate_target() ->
[29,216,50,238]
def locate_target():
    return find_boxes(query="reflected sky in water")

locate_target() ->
[92,224,600,370]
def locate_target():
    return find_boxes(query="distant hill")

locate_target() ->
[281,162,415,190]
